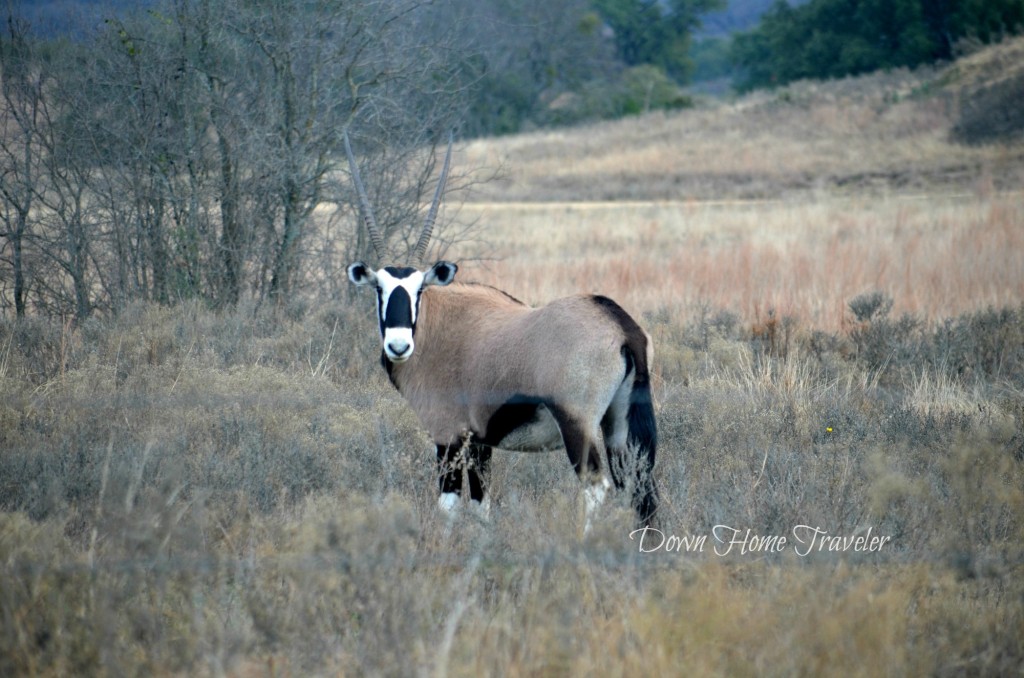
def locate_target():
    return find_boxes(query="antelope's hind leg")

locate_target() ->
[551,407,612,533]
[600,378,632,493]
[466,443,492,504]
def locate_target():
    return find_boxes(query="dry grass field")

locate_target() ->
[2,42,1024,676]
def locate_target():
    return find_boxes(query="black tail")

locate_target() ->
[628,376,659,526]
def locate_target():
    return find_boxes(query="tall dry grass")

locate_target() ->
[454,193,1024,333]
[1,294,1022,675]
[449,40,1024,339]
[460,60,1024,204]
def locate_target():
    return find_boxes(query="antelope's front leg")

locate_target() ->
[435,438,492,521]
[436,441,465,513]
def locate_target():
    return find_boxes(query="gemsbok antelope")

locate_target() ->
[344,132,658,529]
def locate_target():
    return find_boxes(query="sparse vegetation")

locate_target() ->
[2,282,1022,675]
[2,35,1024,678]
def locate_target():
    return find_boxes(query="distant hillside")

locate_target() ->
[462,35,1024,203]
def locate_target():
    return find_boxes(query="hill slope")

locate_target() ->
[463,37,1024,203]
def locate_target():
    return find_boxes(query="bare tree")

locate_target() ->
[0,0,470,318]
[0,8,45,317]
[222,0,464,300]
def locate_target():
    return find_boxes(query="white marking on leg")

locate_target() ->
[438,491,461,538]
[438,492,460,514]
[583,477,613,534]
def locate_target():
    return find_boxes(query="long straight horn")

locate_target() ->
[413,132,453,266]
[344,130,386,261]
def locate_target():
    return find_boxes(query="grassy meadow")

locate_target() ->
[3,44,1024,676]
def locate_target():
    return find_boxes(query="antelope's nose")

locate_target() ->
[387,340,411,359]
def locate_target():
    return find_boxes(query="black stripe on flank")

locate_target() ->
[477,393,550,447]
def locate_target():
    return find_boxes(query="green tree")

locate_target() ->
[449,0,617,137]
[593,0,726,82]
[732,0,1024,91]
[920,0,1024,56]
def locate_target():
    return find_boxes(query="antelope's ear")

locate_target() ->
[424,261,457,286]
[347,262,377,286]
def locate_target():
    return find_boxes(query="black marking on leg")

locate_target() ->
[437,442,464,496]
[550,406,601,478]
[603,446,628,490]
[466,444,492,502]
[600,406,627,490]
[587,444,601,475]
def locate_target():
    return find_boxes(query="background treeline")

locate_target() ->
[731,0,1024,90]
[0,0,728,320]
[3,0,1023,320]
[462,0,724,135]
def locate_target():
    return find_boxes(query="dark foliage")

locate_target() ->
[952,69,1024,144]
[732,0,1024,91]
